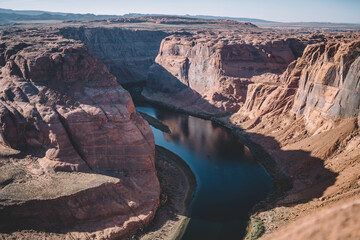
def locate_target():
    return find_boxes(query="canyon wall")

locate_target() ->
[146,31,310,113]
[59,27,168,85]
[0,29,159,239]
[143,30,360,239]
[291,40,360,131]
[237,35,360,134]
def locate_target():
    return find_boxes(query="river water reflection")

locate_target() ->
[136,105,273,240]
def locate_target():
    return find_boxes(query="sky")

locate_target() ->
[1,0,360,23]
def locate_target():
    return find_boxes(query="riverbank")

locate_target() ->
[133,145,196,240]
[136,92,288,194]
[138,111,171,133]
[137,91,360,240]
[135,92,292,239]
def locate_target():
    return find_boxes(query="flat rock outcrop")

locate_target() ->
[0,29,159,239]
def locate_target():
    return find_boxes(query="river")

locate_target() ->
[136,105,273,240]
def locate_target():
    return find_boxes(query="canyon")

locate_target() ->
[0,16,359,239]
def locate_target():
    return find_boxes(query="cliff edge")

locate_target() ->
[0,29,160,239]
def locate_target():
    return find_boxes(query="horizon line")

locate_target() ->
[2,7,360,25]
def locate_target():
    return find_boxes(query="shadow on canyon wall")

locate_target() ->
[59,27,169,85]
[132,63,228,116]
[243,132,338,210]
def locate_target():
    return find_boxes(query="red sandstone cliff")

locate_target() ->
[0,29,159,239]
[147,31,308,113]
[143,31,360,239]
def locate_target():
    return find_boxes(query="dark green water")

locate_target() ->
[136,105,273,240]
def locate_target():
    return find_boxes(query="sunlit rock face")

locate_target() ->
[0,29,159,239]
[150,29,308,113]
[225,33,360,135]
[291,40,360,131]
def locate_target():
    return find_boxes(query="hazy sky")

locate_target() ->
[1,0,360,23]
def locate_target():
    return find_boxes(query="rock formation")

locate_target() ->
[146,30,314,113]
[0,29,159,239]
[244,36,360,240]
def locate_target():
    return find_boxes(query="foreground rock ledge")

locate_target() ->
[0,29,160,239]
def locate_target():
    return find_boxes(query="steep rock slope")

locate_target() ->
[60,27,168,85]
[0,29,159,239]
[262,197,360,240]
[146,30,309,113]
[292,40,360,130]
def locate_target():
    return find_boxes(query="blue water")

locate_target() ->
[136,105,273,240]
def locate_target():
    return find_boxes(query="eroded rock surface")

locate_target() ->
[59,27,168,85]
[0,29,159,239]
[146,30,319,113]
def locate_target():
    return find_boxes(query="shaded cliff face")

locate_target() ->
[59,27,168,85]
[149,30,307,112]
[0,29,159,239]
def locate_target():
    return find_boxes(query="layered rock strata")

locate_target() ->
[0,29,159,239]
[59,27,168,85]
[145,31,318,113]
[143,30,360,239]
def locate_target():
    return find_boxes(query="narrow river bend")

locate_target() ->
[136,105,273,240]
